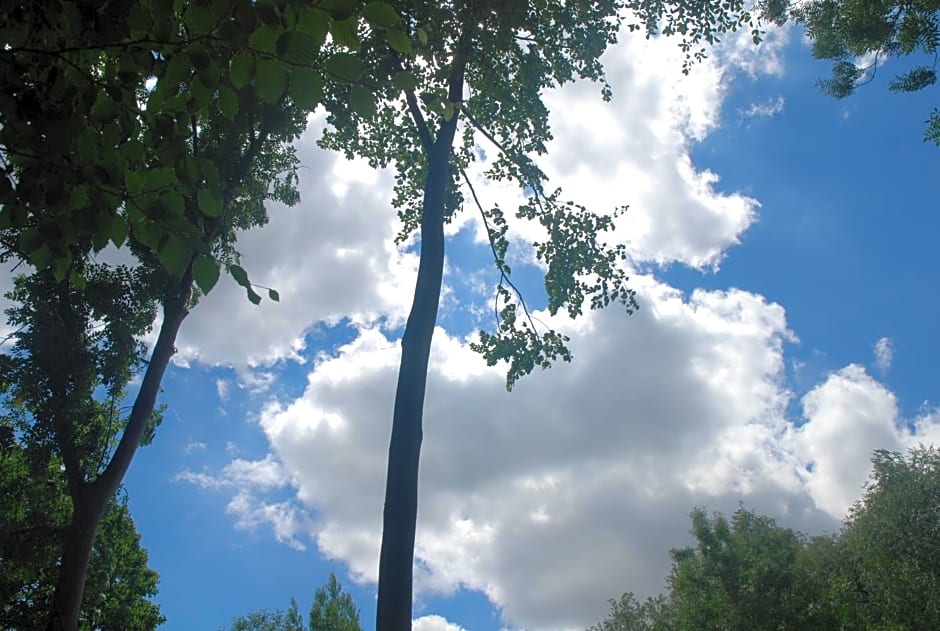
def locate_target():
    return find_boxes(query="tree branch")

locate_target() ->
[405,90,433,154]
[93,264,193,496]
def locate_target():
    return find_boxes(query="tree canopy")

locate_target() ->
[589,446,940,631]
[0,0,406,627]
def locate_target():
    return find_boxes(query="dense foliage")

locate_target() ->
[1,443,163,630]
[589,446,940,630]
[0,0,403,627]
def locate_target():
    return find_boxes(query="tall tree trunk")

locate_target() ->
[46,490,106,631]
[46,272,192,631]
[375,113,462,630]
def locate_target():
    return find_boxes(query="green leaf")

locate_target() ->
[111,215,129,247]
[186,43,211,70]
[391,71,419,91]
[246,286,262,305]
[229,264,250,287]
[90,91,118,124]
[318,0,357,20]
[69,270,87,290]
[161,191,185,217]
[158,234,191,275]
[253,58,288,103]
[218,87,238,119]
[29,244,54,270]
[198,187,223,217]
[125,171,144,196]
[290,67,324,109]
[19,228,42,254]
[363,1,400,28]
[324,53,364,82]
[276,30,320,64]
[298,8,330,47]
[145,167,176,191]
[268,288,280,301]
[230,50,255,89]
[164,52,191,86]
[193,255,221,294]
[183,2,214,33]
[190,77,213,109]
[443,101,456,121]
[386,28,411,54]
[68,186,90,209]
[417,27,428,46]
[50,256,70,283]
[250,24,283,53]
[329,17,360,50]
[349,85,376,119]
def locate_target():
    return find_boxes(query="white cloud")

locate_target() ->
[221,277,836,629]
[196,285,940,629]
[787,364,940,519]
[739,95,786,120]
[183,441,207,454]
[412,615,467,631]
[216,379,230,403]
[177,454,290,491]
[874,336,893,373]
[172,119,418,368]
[226,491,308,551]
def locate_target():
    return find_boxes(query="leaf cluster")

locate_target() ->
[0,0,371,296]
[767,0,940,144]
[624,0,764,73]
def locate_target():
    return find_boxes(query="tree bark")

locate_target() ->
[375,112,462,630]
[46,271,192,631]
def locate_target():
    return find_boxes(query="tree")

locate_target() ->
[309,572,362,631]
[833,446,940,629]
[763,0,940,144]
[0,0,396,627]
[225,573,362,631]
[590,447,940,631]
[316,1,762,628]
[1,435,163,630]
[666,507,832,630]
[587,593,673,631]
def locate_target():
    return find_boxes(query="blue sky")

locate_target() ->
[113,20,939,631]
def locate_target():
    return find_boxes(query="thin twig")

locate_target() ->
[459,166,540,334]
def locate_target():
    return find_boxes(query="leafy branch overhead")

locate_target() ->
[318,1,648,389]
[0,0,402,298]
[762,0,940,144]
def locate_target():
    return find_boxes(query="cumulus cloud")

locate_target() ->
[171,119,418,368]
[190,287,940,629]
[412,615,467,631]
[874,336,893,373]
[191,277,830,629]
[226,491,309,551]
[787,364,940,519]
